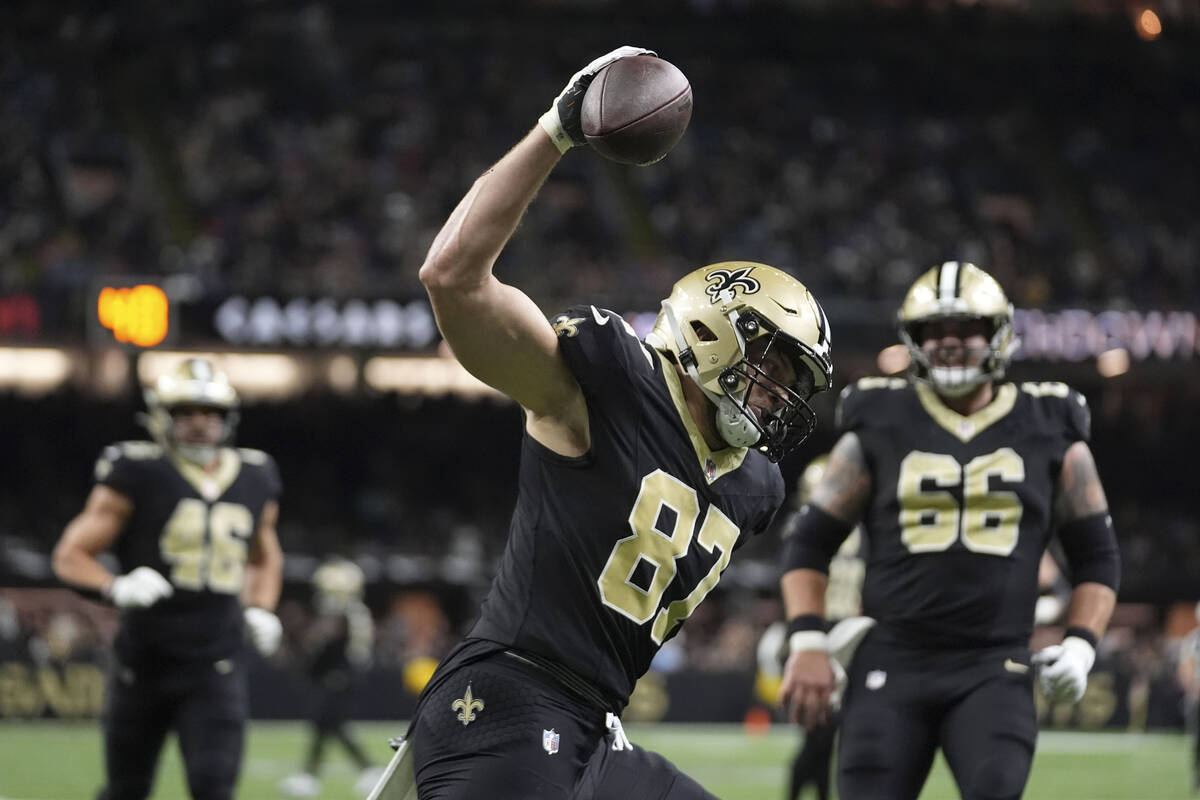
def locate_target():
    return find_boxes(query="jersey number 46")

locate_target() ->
[160,499,255,593]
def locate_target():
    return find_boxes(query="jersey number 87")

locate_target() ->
[598,470,740,644]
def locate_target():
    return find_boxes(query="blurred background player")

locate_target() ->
[779,262,1120,800]
[758,453,865,800]
[280,557,382,798]
[51,357,285,800]
[387,45,834,800]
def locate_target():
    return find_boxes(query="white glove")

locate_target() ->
[538,45,656,154]
[107,566,174,608]
[1033,594,1065,626]
[1032,635,1095,704]
[243,606,282,657]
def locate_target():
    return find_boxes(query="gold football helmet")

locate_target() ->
[897,261,1017,397]
[646,261,832,462]
[142,358,239,463]
[313,557,365,613]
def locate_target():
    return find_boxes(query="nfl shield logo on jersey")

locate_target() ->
[542,729,560,755]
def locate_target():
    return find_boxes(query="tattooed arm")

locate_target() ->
[780,432,872,620]
[1053,441,1118,640]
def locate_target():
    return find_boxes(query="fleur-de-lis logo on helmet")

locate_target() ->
[451,683,484,726]
[704,268,761,304]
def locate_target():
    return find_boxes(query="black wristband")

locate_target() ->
[786,615,826,636]
[1064,626,1098,649]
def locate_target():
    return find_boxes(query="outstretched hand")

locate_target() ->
[538,45,655,154]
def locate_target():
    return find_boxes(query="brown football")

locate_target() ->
[581,55,693,166]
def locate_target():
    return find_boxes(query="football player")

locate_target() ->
[52,358,284,800]
[280,557,382,798]
[376,46,834,800]
[777,261,1120,800]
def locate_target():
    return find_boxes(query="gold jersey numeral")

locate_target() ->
[597,470,741,644]
[898,448,1025,556]
[160,499,254,593]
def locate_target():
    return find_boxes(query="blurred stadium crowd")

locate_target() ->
[4,1,1199,315]
[2,0,1199,727]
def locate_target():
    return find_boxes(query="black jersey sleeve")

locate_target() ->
[94,441,161,497]
[551,304,658,396]
[1064,387,1092,443]
[1019,382,1092,444]
[238,448,283,499]
[835,377,907,435]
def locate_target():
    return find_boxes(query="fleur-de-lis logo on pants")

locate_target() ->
[451,683,484,726]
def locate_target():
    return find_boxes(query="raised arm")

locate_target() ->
[418,47,651,456]
[418,129,574,419]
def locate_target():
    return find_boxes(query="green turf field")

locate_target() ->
[0,721,1192,799]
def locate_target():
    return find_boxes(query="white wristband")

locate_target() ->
[538,109,575,154]
[788,631,829,654]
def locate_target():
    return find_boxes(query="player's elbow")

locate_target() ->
[51,537,82,583]
[418,253,454,290]
[419,250,483,294]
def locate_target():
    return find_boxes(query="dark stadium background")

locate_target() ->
[0,0,1197,737]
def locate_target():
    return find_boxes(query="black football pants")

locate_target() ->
[836,631,1038,800]
[411,651,716,800]
[97,656,247,800]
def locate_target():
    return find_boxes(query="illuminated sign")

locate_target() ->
[95,284,170,347]
[1014,309,1197,361]
[213,296,438,349]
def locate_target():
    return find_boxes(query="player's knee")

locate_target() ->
[101,776,153,800]
[187,773,237,800]
[185,751,240,800]
[961,747,1033,800]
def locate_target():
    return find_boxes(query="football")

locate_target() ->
[581,55,693,166]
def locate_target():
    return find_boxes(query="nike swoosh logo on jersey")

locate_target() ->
[591,305,609,326]
[1004,658,1029,674]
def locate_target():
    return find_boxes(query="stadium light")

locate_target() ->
[363,356,504,399]
[0,347,75,395]
[137,351,308,400]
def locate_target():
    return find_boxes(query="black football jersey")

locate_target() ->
[839,378,1090,648]
[94,441,282,666]
[466,305,785,709]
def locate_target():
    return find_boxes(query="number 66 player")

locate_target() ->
[392,46,833,800]
[52,358,284,800]
[779,262,1121,800]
